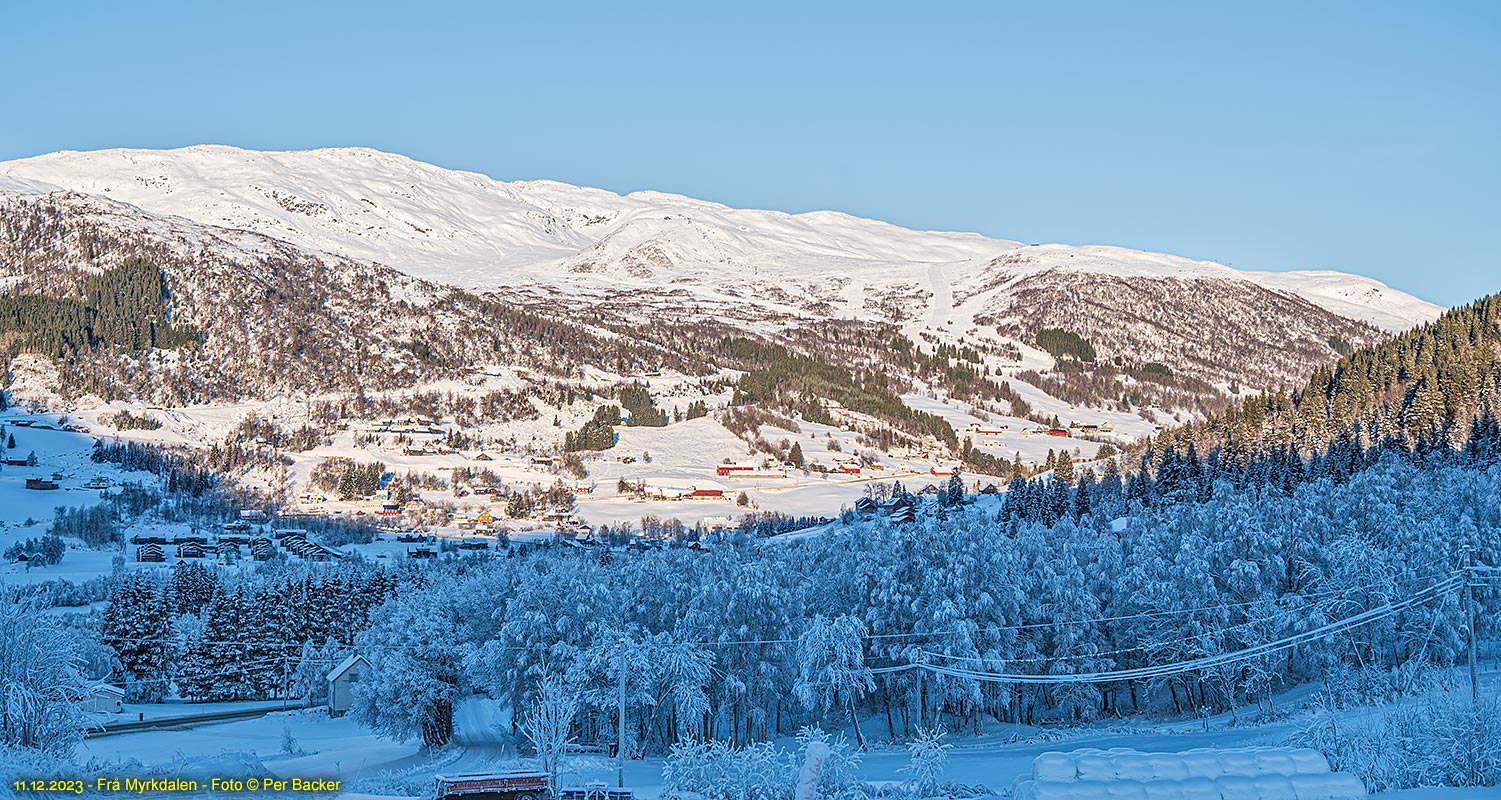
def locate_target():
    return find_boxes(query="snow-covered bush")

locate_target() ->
[279,724,306,757]
[900,727,950,796]
[1289,685,1501,791]
[0,594,92,756]
[663,739,792,800]
[796,727,864,797]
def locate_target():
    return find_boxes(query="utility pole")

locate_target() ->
[616,638,627,788]
[1466,547,1479,706]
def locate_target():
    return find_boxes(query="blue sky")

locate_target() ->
[2,1,1496,306]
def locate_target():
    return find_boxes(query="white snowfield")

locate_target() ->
[0,145,1442,333]
[1015,747,1367,800]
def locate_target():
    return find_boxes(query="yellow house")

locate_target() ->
[475,510,494,525]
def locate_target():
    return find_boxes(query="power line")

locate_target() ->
[886,573,1462,685]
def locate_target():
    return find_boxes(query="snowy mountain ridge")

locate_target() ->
[0,145,1441,335]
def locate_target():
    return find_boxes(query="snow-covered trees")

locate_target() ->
[352,586,470,747]
[318,444,1499,757]
[795,616,874,749]
[0,594,91,756]
[101,571,171,701]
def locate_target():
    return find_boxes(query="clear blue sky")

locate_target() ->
[2,1,1496,306]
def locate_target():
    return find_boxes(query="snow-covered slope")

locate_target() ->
[1243,269,1442,333]
[0,145,1440,334]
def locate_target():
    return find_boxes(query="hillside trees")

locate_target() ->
[565,405,619,451]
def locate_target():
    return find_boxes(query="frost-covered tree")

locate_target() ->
[520,674,580,793]
[353,584,474,747]
[794,615,874,749]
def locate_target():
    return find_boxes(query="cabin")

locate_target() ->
[929,467,953,477]
[24,478,59,491]
[854,497,879,518]
[176,541,204,559]
[408,546,436,559]
[689,489,723,500]
[378,504,401,517]
[1,459,28,467]
[83,684,125,715]
[475,510,495,525]
[1047,428,1071,438]
[325,653,370,717]
[716,465,755,477]
[838,464,862,475]
[472,452,494,462]
[238,509,269,522]
[137,544,164,563]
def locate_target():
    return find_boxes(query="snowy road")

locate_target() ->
[926,263,953,330]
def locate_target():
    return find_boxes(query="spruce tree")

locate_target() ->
[102,572,172,701]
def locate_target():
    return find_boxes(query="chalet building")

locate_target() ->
[176,541,204,559]
[325,654,369,717]
[854,497,879,518]
[24,478,59,491]
[137,544,164,563]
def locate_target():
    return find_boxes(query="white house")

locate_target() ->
[83,684,125,714]
[325,653,370,717]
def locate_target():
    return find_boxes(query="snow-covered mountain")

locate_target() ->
[0,145,1449,407]
[0,145,1440,331]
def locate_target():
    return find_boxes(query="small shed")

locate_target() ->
[84,684,125,714]
[326,653,370,717]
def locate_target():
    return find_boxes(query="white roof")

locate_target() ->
[92,684,126,697]
[326,652,369,682]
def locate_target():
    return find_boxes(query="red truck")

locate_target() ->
[435,772,550,800]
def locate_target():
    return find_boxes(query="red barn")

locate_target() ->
[716,465,754,476]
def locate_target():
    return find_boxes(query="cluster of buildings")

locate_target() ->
[132,524,341,564]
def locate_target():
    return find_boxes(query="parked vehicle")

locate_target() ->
[435,772,549,800]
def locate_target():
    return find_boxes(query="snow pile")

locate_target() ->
[1013,748,1367,800]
